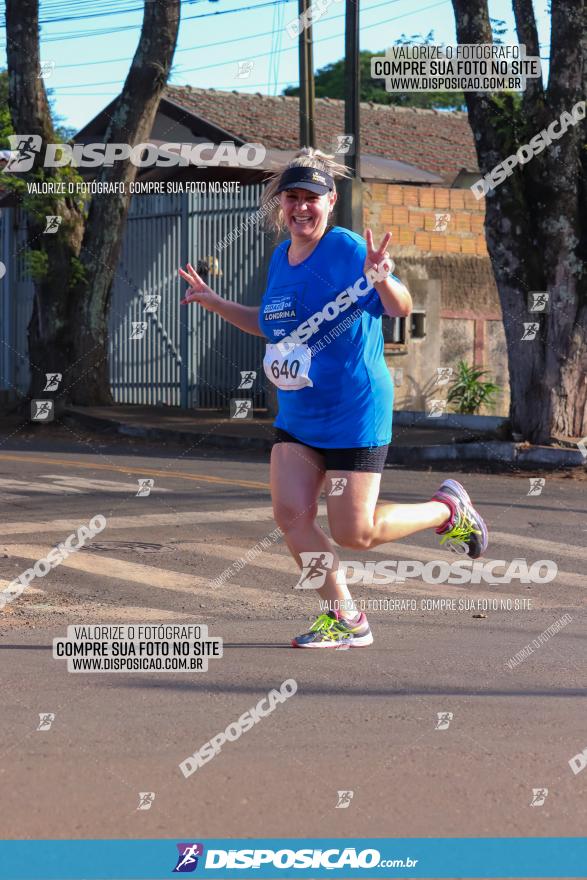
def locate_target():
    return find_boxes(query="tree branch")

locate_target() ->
[450,0,504,171]
[71,0,181,400]
[5,0,56,147]
[511,0,544,112]
[101,0,181,175]
[547,0,584,112]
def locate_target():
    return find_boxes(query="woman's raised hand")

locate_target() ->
[363,228,394,280]
[178,263,222,312]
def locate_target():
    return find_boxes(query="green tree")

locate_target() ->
[0,70,75,147]
[283,21,509,110]
[3,0,181,406]
[0,71,13,145]
[284,48,466,110]
[451,0,587,442]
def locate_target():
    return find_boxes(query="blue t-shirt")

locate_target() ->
[258,225,395,448]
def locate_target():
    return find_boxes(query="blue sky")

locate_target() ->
[0,0,551,133]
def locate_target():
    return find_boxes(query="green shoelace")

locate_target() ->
[309,613,352,641]
[439,510,481,552]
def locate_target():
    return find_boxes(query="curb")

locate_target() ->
[392,411,508,432]
[62,410,273,452]
[63,409,586,470]
[386,441,586,469]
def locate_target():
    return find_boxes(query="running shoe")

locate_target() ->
[291,610,373,648]
[431,478,488,559]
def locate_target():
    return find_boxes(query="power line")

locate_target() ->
[268,1,286,96]
[6,0,552,98]
[52,46,550,96]
[8,0,372,69]
[0,0,295,46]
[0,1,142,28]
[25,0,424,85]
[6,0,549,73]
[149,0,455,76]
[54,28,282,69]
[0,0,218,27]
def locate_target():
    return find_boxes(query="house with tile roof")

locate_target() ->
[3,87,508,414]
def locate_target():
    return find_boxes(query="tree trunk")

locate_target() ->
[69,0,180,404]
[5,0,85,408]
[451,0,587,443]
[5,0,180,407]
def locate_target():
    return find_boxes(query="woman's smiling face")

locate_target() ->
[280,186,336,241]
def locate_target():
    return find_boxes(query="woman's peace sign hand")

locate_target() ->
[363,228,394,280]
[178,262,222,312]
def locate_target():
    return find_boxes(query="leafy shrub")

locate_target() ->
[446,360,500,415]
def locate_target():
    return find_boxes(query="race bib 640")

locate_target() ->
[263,342,313,390]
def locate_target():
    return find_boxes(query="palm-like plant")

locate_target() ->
[446,360,500,415]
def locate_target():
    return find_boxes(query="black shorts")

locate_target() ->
[273,428,389,473]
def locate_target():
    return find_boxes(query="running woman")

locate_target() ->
[179,148,488,649]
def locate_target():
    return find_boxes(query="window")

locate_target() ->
[382,315,406,347]
[410,311,426,339]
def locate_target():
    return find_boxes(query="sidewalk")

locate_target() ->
[62,405,587,470]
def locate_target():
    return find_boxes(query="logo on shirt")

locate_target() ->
[265,300,289,312]
[265,310,296,321]
[262,293,298,324]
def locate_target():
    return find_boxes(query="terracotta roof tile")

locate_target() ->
[165,86,479,182]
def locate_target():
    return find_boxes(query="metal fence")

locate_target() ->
[111,184,271,409]
[1,185,272,408]
[0,206,36,399]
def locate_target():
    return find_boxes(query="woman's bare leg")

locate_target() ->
[325,471,450,550]
[271,443,357,614]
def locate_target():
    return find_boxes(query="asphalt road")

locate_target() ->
[0,425,586,844]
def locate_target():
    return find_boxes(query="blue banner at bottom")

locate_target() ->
[0,838,586,880]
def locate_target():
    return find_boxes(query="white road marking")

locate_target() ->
[0,452,268,490]
[180,541,294,575]
[368,542,585,590]
[490,530,587,565]
[0,477,82,495]
[0,544,279,605]
[1,536,577,613]
[180,539,452,576]
[178,540,578,600]
[177,541,504,602]
[41,475,171,494]
[2,506,585,586]
[0,475,171,497]
[2,507,277,536]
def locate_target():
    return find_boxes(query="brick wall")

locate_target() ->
[364,182,487,256]
[362,181,510,416]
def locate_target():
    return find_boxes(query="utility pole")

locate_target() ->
[298,0,315,147]
[339,0,363,232]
